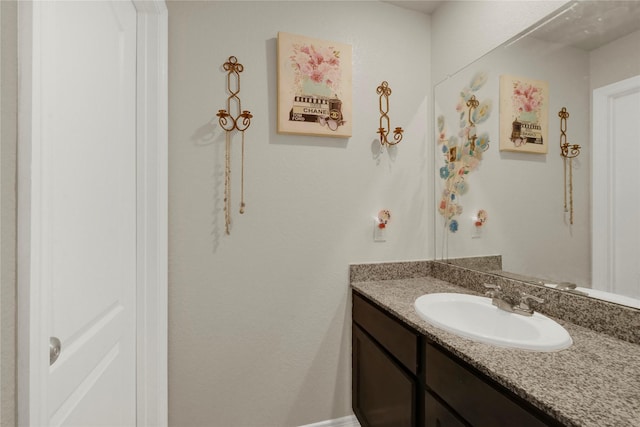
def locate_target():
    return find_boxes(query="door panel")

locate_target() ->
[38,1,138,425]
[610,85,640,297]
[593,75,640,300]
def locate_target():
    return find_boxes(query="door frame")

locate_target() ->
[592,75,640,294]
[16,1,168,425]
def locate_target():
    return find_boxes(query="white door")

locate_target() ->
[592,75,640,299]
[22,1,138,425]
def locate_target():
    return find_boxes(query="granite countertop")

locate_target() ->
[352,277,640,427]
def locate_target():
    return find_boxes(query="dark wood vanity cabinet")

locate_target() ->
[352,291,563,427]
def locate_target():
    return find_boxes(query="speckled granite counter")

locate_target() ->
[352,276,640,427]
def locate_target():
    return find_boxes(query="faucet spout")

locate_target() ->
[484,283,516,313]
[492,297,516,313]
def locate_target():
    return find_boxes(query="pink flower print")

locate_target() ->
[309,69,324,83]
[290,42,341,92]
[294,52,310,70]
[311,49,324,66]
[299,63,313,77]
[512,81,543,114]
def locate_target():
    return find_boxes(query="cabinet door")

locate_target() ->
[424,393,467,427]
[353,325,416,427]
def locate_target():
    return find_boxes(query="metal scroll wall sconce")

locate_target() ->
[558,107,580,225]
[216,56,253,235]
[376,81,403,147]
[466,95,482,153]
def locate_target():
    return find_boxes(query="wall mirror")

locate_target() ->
[433,0,640,309]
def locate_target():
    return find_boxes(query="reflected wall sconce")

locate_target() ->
[558,107,580,225]
[466,95,481,153]
[376,81,403,146]
[216,56,253,235]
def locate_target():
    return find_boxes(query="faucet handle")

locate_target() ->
[483,283,501,297]
[556,282,577,290]
[513,292,544,316]
[520,292,544,304]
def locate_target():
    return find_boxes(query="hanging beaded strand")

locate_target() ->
[216,56,253,234]
[558,107,580,225]
[239,132,245,214]
[224,132,232,232]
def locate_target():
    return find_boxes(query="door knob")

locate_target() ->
[50,337,61,366]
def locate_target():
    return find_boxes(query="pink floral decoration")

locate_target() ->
[512,80,544,114]
[289,43,341,92]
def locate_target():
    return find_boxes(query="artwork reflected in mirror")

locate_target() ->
[499,74,548,154]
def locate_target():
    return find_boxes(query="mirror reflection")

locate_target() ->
[434,0,640,309]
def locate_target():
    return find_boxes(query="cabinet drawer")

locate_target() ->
[424,392,467,427]
[353,292,419,374]
[425,343,553,427]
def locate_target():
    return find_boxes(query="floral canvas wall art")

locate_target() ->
[277,32,352,138]
[499,74,549,153]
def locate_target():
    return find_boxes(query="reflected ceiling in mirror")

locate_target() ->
[528,1,640,50]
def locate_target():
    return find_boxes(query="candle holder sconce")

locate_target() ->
[376,81,403,147]
[216,56,253,235]
[466,95,481,153]
[558,107,580,225]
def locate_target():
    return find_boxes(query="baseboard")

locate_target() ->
[299,414,360,427]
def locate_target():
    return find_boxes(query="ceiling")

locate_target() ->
[385,1,640,51]
[384,1,445,15]
[527,1,640,51]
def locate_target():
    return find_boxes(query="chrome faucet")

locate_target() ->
[513,292,544,317]
[483,284,544,317]
[537,280,588,296]
[483,283,514,312]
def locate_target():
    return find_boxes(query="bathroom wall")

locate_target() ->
[589,29,640,90]
[168,1,430,425]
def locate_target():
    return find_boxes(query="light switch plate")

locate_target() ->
[374,220,386,242]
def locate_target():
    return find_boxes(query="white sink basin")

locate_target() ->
[414,293,572,352]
